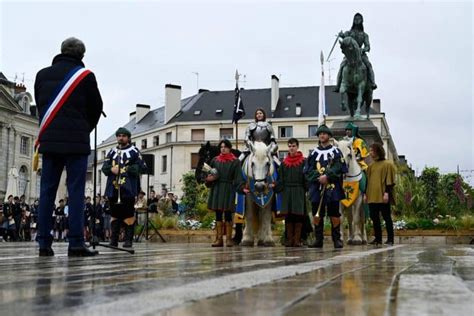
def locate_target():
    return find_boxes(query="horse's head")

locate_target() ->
[196,141,220,183]
[334,137,360,175]
[340,36,361,63]
[247,141,274,193]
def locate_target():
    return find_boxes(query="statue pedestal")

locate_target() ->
[330,118,382,145]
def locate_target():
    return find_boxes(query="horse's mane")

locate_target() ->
[252,141,269,159]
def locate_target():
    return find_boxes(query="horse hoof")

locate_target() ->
[257,240,265,247]
[352,240,363,245]
[347,240,353,245]
[361,240,367,245]
[263,241,275,247]
[241,240,254,247]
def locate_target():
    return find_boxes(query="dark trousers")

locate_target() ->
[37,154,88,248]
[369,203,394,242]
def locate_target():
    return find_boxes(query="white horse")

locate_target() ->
[334,138,367,245]
[241,141,276,247]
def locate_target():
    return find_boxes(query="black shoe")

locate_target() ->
[369,239,382,245]
[68,246,99,257]
[384,240,394,246]
[39,248,54,257]
[331,223,343,249]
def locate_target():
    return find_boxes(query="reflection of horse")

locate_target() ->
[241,141,275,247]
[339,36,373,119]
[335,138,367,245]
[195,141,240,184]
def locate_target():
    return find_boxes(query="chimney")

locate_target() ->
[136,104,150,122]
[271,75,279,113]
[371,99,381,113]
[165,84,182,123]
[129,111,136,121]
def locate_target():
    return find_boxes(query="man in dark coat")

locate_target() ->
[304,125,347,249]
[34,37,103,257]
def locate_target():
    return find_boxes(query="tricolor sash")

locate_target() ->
[33,67,91,171]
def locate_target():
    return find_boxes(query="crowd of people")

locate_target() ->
[0,190,180,243]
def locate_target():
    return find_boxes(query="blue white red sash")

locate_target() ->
[35,66,91,148]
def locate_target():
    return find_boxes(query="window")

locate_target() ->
[166,132,172,143]
[191,153,200,169]
[279,151,289,160]
[308,125,318,138]
[191,129,205,141]
[19,166,28,195]
[279,126,293,138]
[36,169,41,198]
[220,128,233,140]
[101,150,106,159]
[20,136,30,156]
[153,136,160,146]
[161,155,168,173]
[141,139,147,149]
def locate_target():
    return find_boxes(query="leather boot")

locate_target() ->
[309,218,324,248]
[212,221,224,247]
[109,220,120,247]
[225,222,233,247]
[293,223,303,247]
[285,222,294,247]
[123,223,134,248]
[331,217,343,249]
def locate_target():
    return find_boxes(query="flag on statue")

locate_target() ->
[318,50,327,127]
[232,72,245,123]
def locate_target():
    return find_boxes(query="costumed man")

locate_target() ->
[102,128,147,248]
[345,122,369,170]
[206,139,247,247]
[334,13,377,92]
[304,124,347,249]
[274,138,307,247]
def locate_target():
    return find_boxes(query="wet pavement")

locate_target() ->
[0,242,473,315]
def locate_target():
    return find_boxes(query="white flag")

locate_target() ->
[318,51,326,127]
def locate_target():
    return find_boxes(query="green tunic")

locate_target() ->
[207,158,244,212]
[275,158,307,216]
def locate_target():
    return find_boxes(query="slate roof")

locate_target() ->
[101,85,379,144]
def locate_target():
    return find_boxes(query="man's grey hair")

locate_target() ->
[61,37,86,60]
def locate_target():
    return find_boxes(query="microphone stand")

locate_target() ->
[89,111,134,254]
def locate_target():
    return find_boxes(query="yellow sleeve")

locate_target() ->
[385,161,396,186]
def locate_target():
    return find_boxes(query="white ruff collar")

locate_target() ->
[312,146,337,161]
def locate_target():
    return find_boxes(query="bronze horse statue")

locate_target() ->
[339,36,373,119]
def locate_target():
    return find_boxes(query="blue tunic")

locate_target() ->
[102,144,147,199]
[303,144,347,204]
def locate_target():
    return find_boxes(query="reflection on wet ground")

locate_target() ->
[0,242,472,315]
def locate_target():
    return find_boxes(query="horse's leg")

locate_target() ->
[345,205,354,244]
[355,83,364,118]
[262,205,275,247]
[241,198,255,247]
[340,88,348,112]
[361,200,368,244]
[352,196,363,245]
[256,207,264,246]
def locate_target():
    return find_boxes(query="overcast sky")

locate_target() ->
[1,0,473,181]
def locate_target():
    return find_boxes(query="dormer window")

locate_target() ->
[216,109,223,115]
[194,110,201,116]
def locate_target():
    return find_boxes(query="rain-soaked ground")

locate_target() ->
[0,242,473,316]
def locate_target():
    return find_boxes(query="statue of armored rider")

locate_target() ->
[334,13,377,92]
[241,108,279,161]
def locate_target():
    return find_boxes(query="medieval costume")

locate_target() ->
[207,149,245,247]
[366,153,396,245]
[275,151,307,247]
[102,128,147,248]
[304,125,347,248]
